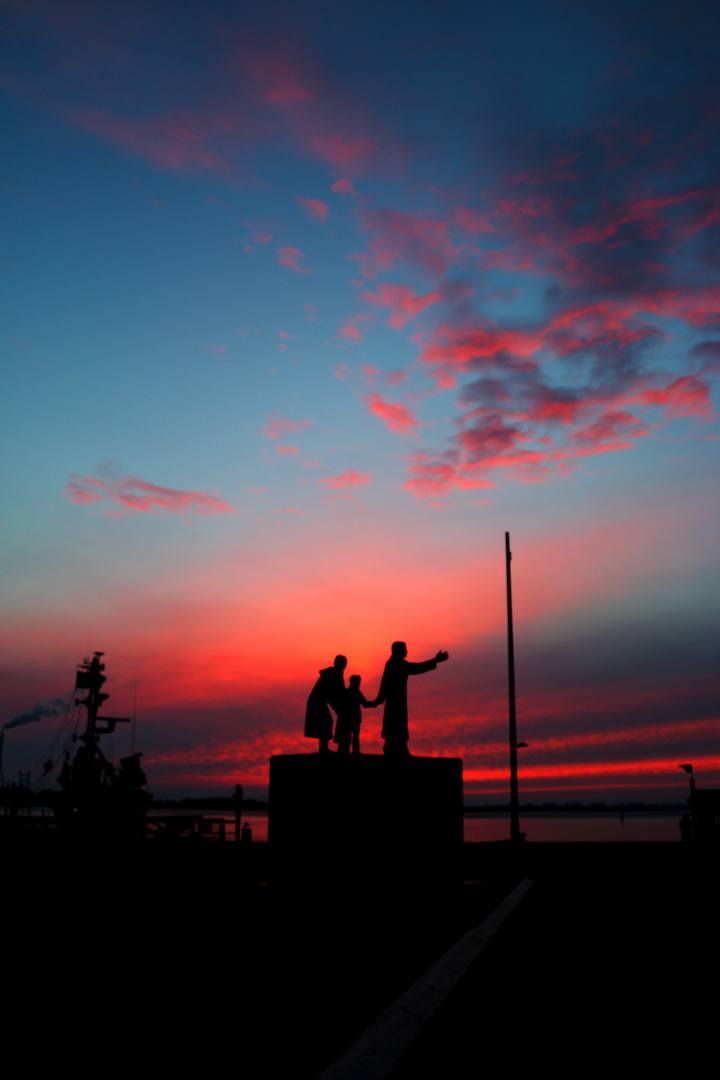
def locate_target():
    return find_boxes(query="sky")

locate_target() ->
[1,0,719,802]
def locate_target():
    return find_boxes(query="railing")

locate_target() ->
[145,815,253,842]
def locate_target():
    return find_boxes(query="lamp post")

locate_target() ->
[679,764,695,839]
[505,532,522,842]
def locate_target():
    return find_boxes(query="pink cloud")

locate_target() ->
[365,392,420,436]
[297,196,328,224]
[275,445,299,456]
[318,469,372,489]
[65,471,234,517]
[453,207,497,235]
[635,375,714,418]
[277,246,310,273]
[418,318,544,375]
[385,369,409,386]
[568,410,647,448]
[401,456,496,497]
[334,362,348,380]
[358,208,463,279]
[72,109,237,174]
[307,132,374,169]
[339,314,370,342]
[365,283,442,329]
[242,48,315,108]
[263,416,313,439]
[331,178,357,195]
[269,85,313,107]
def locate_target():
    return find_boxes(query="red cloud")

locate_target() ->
[242,47,315,108]
[419,319,543,373]
[331,178,356,195]
[401,455,495,497]
[297,196,328,223]
[278,246,310,273]
[635,375,714,418]
[453,207,496,235]
[339,315,370,342]
[65,472,234,517]
[263,416,313,439]
[318,469,372,488]
[358,208,463,278]
[72,109,233,173]
[365,284,442,329]
[307,132,374,169]
[568,410,647,449]
[268,85,312,107]
[365,393,420,436]
[275,445,299,456]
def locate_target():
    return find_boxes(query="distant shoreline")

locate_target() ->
[147,798,688,814]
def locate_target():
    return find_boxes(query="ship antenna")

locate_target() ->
[132,677,138,755]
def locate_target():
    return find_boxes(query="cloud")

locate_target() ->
[277,246,310,273]
[297,196,328,223]
[250,231,273,244]
[72,109,236,174]
[331,178,356,195]
[66,469,235,517]
[365,392,420,436]
[262,416,313,439]
[318,469,371,488]
[307,132,374,169]
[365,283,442,329]
[339,314,370,342]
[275,445,299,456]
[401,453,497,498]
[634,375,714,419]
[357,207,464,279]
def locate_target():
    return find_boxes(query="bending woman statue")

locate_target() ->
[305,654,347,754]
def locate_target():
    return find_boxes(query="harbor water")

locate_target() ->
[146,808,684,842]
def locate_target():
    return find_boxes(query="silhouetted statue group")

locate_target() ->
[305,642,449,757]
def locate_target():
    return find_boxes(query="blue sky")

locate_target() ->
[1,1,719,799]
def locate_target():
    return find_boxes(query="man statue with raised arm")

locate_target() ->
[373,642,449,757]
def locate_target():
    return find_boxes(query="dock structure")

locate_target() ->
[268,753,463,886]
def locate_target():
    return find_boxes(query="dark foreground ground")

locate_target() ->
[5,839,718,1077]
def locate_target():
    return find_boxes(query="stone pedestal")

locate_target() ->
[268,753,463,886]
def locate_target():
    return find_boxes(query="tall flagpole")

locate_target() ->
[505,532,521,842]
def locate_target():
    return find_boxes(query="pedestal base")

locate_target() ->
[268,753,463,886]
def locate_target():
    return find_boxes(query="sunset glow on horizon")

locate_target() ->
[1,1,719,802]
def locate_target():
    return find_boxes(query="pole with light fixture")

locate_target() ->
[506,532,523,842]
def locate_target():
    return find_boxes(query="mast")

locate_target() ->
[505,532,521,842]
